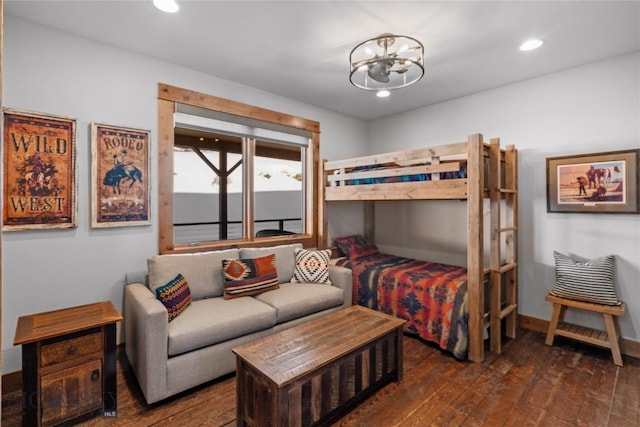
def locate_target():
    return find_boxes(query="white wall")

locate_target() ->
[1,16,369,373]
[369,52,640,342]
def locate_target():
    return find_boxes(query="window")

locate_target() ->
[158,84,321,254]
[254,140,304,238]
[172,133,244,243]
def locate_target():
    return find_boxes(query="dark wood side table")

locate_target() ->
[13,301,122,426]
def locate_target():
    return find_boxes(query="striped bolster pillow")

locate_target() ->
[551,251,620,306]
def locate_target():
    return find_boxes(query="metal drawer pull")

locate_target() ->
[67,346,77,355]
[91,369,100,381]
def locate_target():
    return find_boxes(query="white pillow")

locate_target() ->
[292,248,332,285]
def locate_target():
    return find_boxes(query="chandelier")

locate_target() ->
[349,33,425,93]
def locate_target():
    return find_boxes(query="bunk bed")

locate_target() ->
[321,134,518,363]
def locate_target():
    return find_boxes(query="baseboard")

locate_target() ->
[518,314,640,360]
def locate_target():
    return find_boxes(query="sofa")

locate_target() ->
[124,243,352,404]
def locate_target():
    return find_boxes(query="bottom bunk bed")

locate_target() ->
[333,236,473,360]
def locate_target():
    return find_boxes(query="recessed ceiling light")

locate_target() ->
[519,39,543,51]
[154,0,179,13]
[376,90,391,98]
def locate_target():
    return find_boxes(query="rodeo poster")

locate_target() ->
[91,123,150,227]
[3,109,77,230]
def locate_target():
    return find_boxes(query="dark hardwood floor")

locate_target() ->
[2,328,638,426]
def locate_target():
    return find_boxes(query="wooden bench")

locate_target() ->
[545,293,625,366]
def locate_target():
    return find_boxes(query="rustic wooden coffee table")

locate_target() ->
[233,305,405,427]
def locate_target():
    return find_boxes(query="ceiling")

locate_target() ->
[5,1,640,121]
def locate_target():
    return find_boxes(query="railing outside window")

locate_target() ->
[174,217,302,244]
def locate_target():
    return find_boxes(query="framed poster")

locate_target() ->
[546,149,639,214]
[3,109,77,230]
[91,122,151,227]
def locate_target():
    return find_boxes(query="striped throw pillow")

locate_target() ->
[292,248,332,284]
[222,253,279,299]
[551,251,620,305]
[155,273,192,322]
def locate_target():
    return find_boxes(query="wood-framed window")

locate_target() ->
[158,83,323,254]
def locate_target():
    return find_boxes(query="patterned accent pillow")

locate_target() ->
[292,248,332,284]
[333,235,379,260]
[222,253,279,299]
[551,251,620,305]
[155,273,192,322]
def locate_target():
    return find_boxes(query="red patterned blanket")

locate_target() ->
[336,253,468,359]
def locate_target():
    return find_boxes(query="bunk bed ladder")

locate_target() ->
[489,140,519,354]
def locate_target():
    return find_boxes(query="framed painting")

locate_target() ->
[546,149,639,214]
[91,122,151,227]
[3,109,77,230]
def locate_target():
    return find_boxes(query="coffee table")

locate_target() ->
[233,305,406,427]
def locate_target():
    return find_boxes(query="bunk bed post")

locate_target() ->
[489,140,519,354]
[467,134,485,363]
[504,145,519,339]
[489,139,502,353]
[319,159,328,249]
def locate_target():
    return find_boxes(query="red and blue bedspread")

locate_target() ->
[336,253,468,360]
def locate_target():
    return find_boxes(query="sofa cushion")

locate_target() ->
[148,249,239,300]
[255,282,344,324]
[222,254,279,299]
[240,243,302,283]
[292,248,332,285]
[167,297,276,356]
[155,273,192,322]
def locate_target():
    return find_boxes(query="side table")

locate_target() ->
[13,301,123,426]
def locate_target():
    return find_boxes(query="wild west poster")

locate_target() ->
[3,110,77,230]
[91,123,150,227]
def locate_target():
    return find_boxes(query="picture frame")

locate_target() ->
[546,149,640,214]
[3,109,77,230]
[91,122,151,227]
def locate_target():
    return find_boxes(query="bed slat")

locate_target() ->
[327,162,461,183]
[324,142,468,170]
[325,179,468,201]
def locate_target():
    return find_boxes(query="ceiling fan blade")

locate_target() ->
[367,60,391,83]
[400,45,421,53]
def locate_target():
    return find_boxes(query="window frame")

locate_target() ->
[158,83,323,254]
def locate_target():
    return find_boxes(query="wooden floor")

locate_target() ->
[2,328,639,426]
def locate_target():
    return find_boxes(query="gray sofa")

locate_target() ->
[124,243,352,404]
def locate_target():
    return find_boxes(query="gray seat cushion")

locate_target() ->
[255,282,344,324]
[240,244,302,283]
[148,249,239,300]
[167,297,276,356]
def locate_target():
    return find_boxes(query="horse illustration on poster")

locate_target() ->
[91,123,151,227]
[3,109,77,230]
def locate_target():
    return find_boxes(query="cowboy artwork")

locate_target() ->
[92,123,150,227]
[3,110,76,230]
[557,160,626,204]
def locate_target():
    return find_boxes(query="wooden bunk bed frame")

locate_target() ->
[321,133,518,363]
